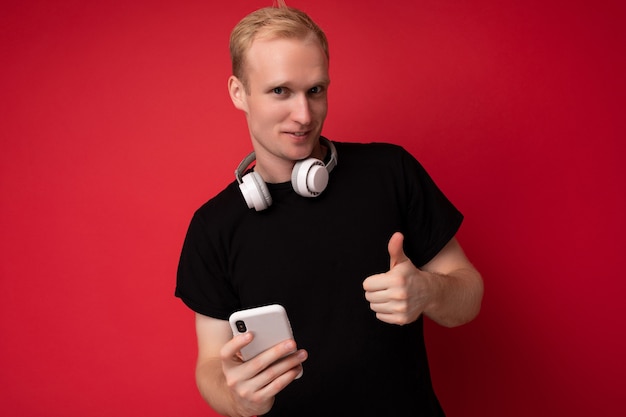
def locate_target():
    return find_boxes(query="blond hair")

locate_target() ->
[229,1,329,89]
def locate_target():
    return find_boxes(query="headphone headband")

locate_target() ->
[235,137,338,210]
[235,151,258,184]
[235,137,337,185]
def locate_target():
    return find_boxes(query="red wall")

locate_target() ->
[2,1,624,415]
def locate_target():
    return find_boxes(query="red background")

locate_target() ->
[2,0,624,415]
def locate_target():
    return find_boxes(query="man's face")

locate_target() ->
[231,35,330,166]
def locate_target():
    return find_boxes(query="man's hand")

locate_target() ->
[363,232,433,325]
[218,332,307,417]
[194,313,307,417]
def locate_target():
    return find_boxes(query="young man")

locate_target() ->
[176,3,483,416]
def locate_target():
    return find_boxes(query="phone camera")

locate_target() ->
[235,320,247,333]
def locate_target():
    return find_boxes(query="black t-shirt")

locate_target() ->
[176,140,462,416]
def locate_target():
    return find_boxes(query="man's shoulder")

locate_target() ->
[333,141,406,157]
[330,140,412,166]
[332,140,405,153]
[192,180,246,224]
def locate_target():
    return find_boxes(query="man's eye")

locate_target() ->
[272,87,284,95]
[309,86,322,94]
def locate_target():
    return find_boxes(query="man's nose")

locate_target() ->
[291,95,312,125]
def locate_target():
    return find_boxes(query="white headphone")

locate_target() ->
[235,137,338,211]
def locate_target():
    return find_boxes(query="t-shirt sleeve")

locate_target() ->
[175,208,239,320]
[398,147,464,266]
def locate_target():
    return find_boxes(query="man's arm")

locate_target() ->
[363,233,483,328]
[194,314,239,416]
[419,236,483,327]
[194,313,307,417]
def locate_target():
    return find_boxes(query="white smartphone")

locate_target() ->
[229,304,297,361]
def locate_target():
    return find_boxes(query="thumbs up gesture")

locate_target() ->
[363,232,433,325]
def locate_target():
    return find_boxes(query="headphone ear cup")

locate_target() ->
[291,158,329,197]
[239,172,272,211]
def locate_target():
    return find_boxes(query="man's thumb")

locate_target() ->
[388,232,409,269]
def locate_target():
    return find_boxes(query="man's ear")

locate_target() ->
[228,75,248,112]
